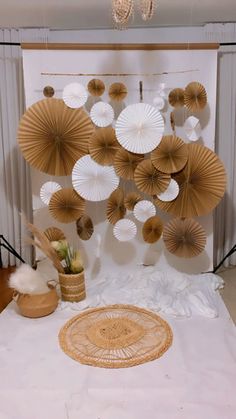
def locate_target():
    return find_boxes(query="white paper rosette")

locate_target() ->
[157,179,180,202]
[62,83,88,109]
[90,102,114,127]
[133,200,156,222]
[40,181,61,205]
[184,116,201,142]
[113,219,137,242]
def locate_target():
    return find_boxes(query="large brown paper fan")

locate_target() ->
[89,127,120,166]
[106,188,126,225]
[109,82,128,101]
[142,216,163,244]
[43,226,66,242]
[134,159,171,195]
[114,148,144,180]
[163,218,206,258]
[76,215,94,241]
[87,79,105,97]
[155,143,226,217]
[184,82,207,112]
[168,88,185,108]
[124,192,142,211]
[49,188,85,224]
[18,98,94,176]
[151,135,188,174]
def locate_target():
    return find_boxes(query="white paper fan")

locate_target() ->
[72,155,119,202]
[40,181,61,205]
[153,96,165,110]
[113,219,137,242]
[133,200,156,222]
[115,103,164,154]
[157,179,179,202]
[90,102,114,127]
[157,83,166,97]
[62,83,88,109]
[184,116,201,142]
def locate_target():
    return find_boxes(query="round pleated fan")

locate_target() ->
[90,102,114,127]
[109,82,128,101]
[112,0,134,28]
[184,116,201,142]
[142,216,163,244]
[133,200,156,223]
[163,218,207,258]
[157,179,179,202]
[114,148,144,180]
[89,127,120,166]
[184,82,207,112]
[43,226,66,242]
[40,181,61,205]
[106,188,126,225]
[62,82,88,109]
[155,143,227,217]
[49,188,85,224]
[151,135,188,174]
[124,192,142,211]
[43,86,54,98]
[168,88,185,108]
[76,215,94,241]
[153,96,165,110]
[113,219,137,242]
[134,159,171,195]
[18,98,94,176]
[139,0,157,21]
[87,79,105,97]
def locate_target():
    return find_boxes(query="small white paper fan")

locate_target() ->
[113,219,137,242]
[90,102,114,127]
[133,200,156,222]
[115,103,164,154]
[40,181,61,205]
[72,155,119,202]
[157,179,179,202]
[184,116,201,142]
[153,96,165,110]
[62,83,88,109]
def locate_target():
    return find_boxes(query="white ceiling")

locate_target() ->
[0,0,236,30]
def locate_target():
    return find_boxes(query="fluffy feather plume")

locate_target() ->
[9,264,50,295]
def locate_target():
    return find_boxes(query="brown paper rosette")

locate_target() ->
[18,98,94,176]
[43,226,66,242]
[163,218,207,258]
[168,88,185,108]
[43,86,55,98]
[87,79,105,97]
[76,215,94,241]
[155,143,226,217]
[89,127,120,166]
[106,188,126,225]
[184,82,207,112]
[151,135,188,174]
[49,188,85,224]
[134,159,171,195]
[114,148,144,180]
[124,192,142,211]
[142,216,163,244]
[109,82,128,101]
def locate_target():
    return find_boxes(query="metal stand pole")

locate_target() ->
[0,235,25,268]
[213,245,236,273]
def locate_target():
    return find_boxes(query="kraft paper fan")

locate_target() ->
[87,79,105,97]
[89,127,120,166]
[109,82,128,101]
[62,83,88,109]
[142,216,163,244]
[184,82,207,112]
[112,0,134,27]
[43,226,66,242]
[133,200,156,223]
[18,98,94,176]
[49,188,85,224]
[134,159,171,195]
[168,88,185,108]
[155,143,227,217]
[76,215,94,241]
[157,179,179,202]
[184,116,201,142]
[114,148,144,180]
[90,102,114,127]
[139,0,157,21]
[106,188,126,225]
[113,219,137,242]
[72,155,119,202]
[40,181,61,205]
[43,86,54,98]
[163,218,206,258]
[151,135,188,174]
[115,103,164,154]
[124,192,142,211]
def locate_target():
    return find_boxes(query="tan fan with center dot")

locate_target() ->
[76,215,94,241]
[49,188,85,224]
[151,135,188,174]
[114,148,144,180]
[134,159,171,195]
[168,88,185,108]
[124,192,142,211]
[43,226,66,242]
[87,79,105,97]
[109,82,128,101]
[142,216,163,244]
[184,82,207,112]
[89,127,120,166]
[106,188,126,225]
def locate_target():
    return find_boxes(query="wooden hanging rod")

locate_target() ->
[21,43,219,50]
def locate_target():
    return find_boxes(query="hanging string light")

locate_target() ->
[112,0,157,29]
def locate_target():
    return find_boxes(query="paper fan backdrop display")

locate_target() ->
[155,143,227,217]
[109,82,128,101]
[142,216,163,244]
[113,219,137,242]
[72,155,119,202]
[168,88,185,108]
[49,188,85,224]
[151,135,188,174]
[40,181,61,205]
[115,103,164,154]
[76,215,94,241]
[89,127,120,166]
[157,179,179,202]
[134,159,171,196]
[163,218,207,258]
[133,200,156,223]
[44,226,66,242]
[184,116,201,142]
[18,98,94,176]
[114,149,144,180]
[90,102,114,127]
[124,192,142,211]
[87,79,105,97]
[62,83,88,109]
[106,188,126,225]
[184,82,207,112]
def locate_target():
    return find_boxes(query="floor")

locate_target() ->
[218,266,236,324]
[0,267,15,312]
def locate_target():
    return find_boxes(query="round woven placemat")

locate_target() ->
[58,304,173,368]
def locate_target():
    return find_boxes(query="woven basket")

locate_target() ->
[58,271,86,303]
[13,283,59,318]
